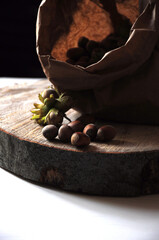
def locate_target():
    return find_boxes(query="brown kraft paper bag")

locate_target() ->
[36,0,159,125]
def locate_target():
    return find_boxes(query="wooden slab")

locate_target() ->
[0,80,159,196]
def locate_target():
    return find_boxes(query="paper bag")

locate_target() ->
[36,0,159,125]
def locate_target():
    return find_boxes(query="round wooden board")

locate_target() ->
[0,80,159,196]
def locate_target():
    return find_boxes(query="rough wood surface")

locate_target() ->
[0,80,159,196]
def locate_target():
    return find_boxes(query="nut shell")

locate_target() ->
[86,40,99,53]
[71,132,90,147]
[99,34,118,51]
[97,125,116,141]
[91,48,106,59]
[83,124,97,141]
[42,89,58,99]
[66,47,85,61]
[58,124,73,142]
[47,111,63,126]
[68,120,85,132]
[42,125,58,141]
[78,36,89,48]
[78,56,89,62]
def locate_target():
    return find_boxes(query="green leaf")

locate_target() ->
[57,92,65,100]
[55,95,72,112]
[45,108,58,123]
[40,105,50,116]
[37,116,46,125]
[34,103,44,109]
[52,85,60,97]
[44,97,55,108]
[31,109,41,114]
[38,93,44,103]
[31,114,41,120]
[45,108,59,118]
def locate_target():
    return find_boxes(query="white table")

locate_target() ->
[0,78,159,240]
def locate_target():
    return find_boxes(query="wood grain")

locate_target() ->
[0,80,159,196]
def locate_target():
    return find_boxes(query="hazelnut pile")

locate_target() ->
[42,119,117,147]
[31,88,117,147]
[31,87,73,126]
[66,33,127,67]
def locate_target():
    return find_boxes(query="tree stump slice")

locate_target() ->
[0,80,159,196]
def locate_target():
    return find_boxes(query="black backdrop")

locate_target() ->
[0,0,45,77]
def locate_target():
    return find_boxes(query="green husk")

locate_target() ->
[38,93,44,103]
[31,87,73,126]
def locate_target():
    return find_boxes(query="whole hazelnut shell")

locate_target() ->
[86,40,99,53]
[47,111,63,126]
[68,120,85,132]
[78,56,89,62]
[97,125,117,141]
[83,124,97,141]
[66,47,85,61]
[42,125,58,141]
[58,124,73,142]
[78,36,89,48]
[42,89,58,99]
[71,132,90,147]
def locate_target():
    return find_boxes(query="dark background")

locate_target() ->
[0,0,45,77]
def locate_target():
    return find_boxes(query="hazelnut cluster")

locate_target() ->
[31,88,117,147]
[42,119,117,147]
[31,88,73,126]
[66,33,127,67]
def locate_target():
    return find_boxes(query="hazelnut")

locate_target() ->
[68,120,85,132]
[42,125,58,141]
[83,124,97,141]
[100,34,118,51]
[46,111,63,126]
[78,36,89,48]
[91,48,106,59]
[86,40,99,53]
[116,16,131,39]
[78,56,89,62]
[88,57,97,65]
[97,125,117,141]
[76,56,89,67]
[71,132,90,147]
[58,124,73,142]
[66,47,85,61]
[42,88,58,99]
